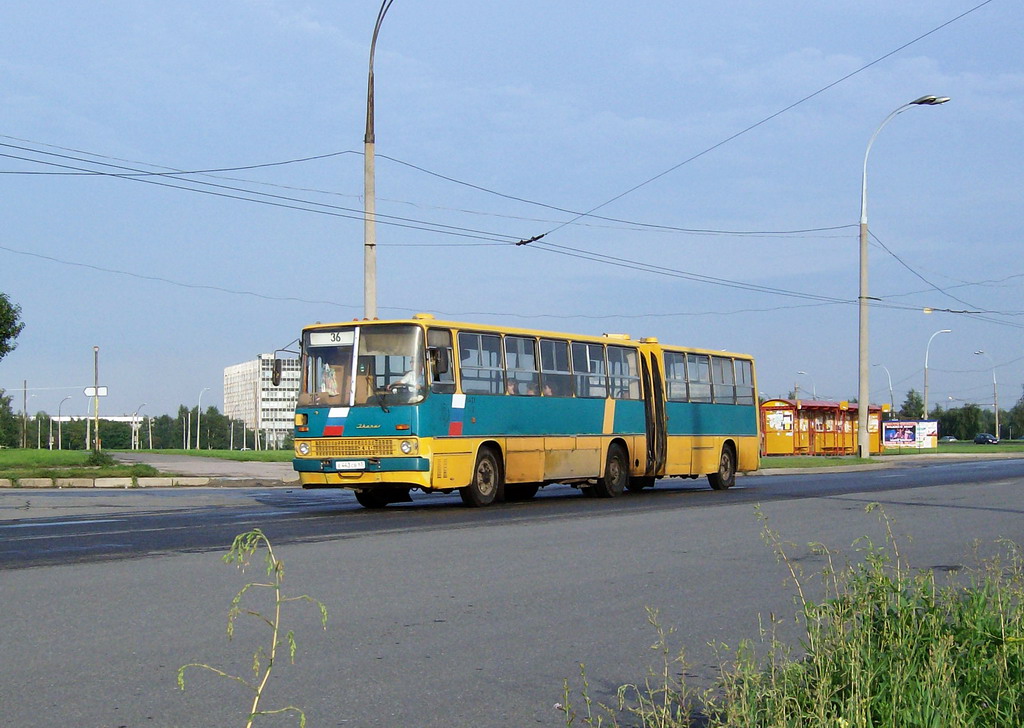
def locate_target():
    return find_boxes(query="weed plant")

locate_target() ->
[178,529,328,728]
[561,505,1024,728]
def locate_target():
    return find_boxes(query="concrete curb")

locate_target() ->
[0,476,224,489]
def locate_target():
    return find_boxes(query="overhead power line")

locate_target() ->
[537,0,996,237]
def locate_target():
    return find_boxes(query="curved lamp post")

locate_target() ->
[133,403,147,450]
[974,350,999,438]
[196,388,210,450]
[364,0,396,319]
[873,364,894,416]
[796,370,816,399]
[56,395,71,450]
[857,95,950,457]
[923,329,952,417]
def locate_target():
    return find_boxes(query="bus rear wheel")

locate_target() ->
[708,444,737,490]
[592,443,628,498]
[460,448,503,507]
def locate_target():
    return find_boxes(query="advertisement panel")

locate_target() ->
[882,421,938,449]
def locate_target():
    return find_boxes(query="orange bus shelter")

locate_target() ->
[760,399,889,456]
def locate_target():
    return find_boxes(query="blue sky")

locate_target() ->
[1,1,1021,421]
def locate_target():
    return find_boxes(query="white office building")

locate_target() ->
[223,354,301,448]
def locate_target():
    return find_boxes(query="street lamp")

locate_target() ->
[974,350,999,439]
[133,403,147,450]
[363,0,396,319]
[857,95,949,457]
[55,395,71,450]
[196,388,210,450]
[873,364,894,416]
[796,371,816,399]
[923,329,952,418]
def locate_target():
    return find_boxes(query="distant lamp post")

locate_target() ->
[796,370,816,399]
[857,95,950,458]
[974,350,999,438]
[56,395,71,450]
[873,364,894,417]
[923,329,952,418]
[196,388,210,450]
[133,403,147,450]
[363,0,396,320]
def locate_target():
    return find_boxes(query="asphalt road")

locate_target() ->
[2,458,1023,727]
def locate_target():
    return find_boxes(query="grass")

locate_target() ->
[0,448,290,482]
[560,506,1024,727]
[0,449,160,480]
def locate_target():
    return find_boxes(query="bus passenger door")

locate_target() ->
[640,353,667,477]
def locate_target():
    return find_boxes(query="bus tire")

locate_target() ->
[708,444,737,490]
[593,443,628,498]
[505,483,540,501]
[460,447,503,507]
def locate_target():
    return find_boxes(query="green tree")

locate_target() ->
[1005,385,1024,440]
[0,292,25,363]
[899,389,924,419]
[0,389,19,447]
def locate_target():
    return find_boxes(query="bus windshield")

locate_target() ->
[299,324,426,408]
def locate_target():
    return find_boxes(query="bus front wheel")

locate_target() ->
[460,448,503,507]
[708,444,737,490]
[592,443,628,498]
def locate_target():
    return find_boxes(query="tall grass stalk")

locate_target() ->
[178,529,328,728]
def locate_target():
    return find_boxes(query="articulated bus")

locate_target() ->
[288,314,759,508]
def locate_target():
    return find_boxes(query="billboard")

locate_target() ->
[882,421,938,449]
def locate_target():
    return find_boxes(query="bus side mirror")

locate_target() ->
[271,359,283,386]
[430,348,450,376]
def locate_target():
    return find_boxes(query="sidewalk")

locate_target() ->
[754,450,1024,475]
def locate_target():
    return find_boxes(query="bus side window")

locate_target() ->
[505,335,540,395]
[572,342,607,398]
[712,356,736,404]
[687,354,712,403]
[540,338,572,396]
[608,346,641,399]
[458,331,503,395]
[428,328,456,394]
[735,359,755,405]
[664,351,688,401]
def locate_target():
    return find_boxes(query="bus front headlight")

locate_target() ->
[297,441,311,456]
[400,440,414,455]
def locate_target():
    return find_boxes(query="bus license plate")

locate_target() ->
[335,460,365,471]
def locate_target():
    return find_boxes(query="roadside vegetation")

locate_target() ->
[560,506,1024,727]
[0,448,159,480]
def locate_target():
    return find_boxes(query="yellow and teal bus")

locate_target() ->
[288,314,759,508]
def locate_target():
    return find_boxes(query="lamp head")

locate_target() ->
[910,95,950,106]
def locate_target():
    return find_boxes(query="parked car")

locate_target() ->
[939,436,957,442]
[973,433,999,444]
